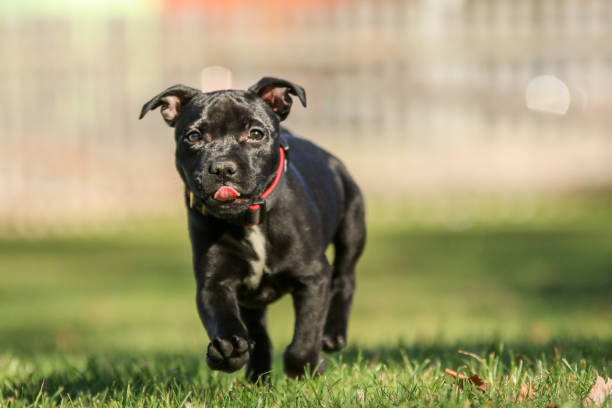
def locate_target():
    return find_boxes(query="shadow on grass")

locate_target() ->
[2,352,206,404]
[3,338,611,404]
[337,338,612,368]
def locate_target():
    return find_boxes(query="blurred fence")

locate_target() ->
[1,0,612,229]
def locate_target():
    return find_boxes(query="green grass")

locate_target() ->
[1,198,612,407]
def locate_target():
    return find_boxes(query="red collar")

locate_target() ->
[245,146,286,226]
[186,146,288,226]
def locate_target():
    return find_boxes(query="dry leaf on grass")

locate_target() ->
[585,376,612,406]
[444,368,489,393]
[378,372,394,385]
[355,389,365,404]
[517,382,537,402]
[458,350,485,362]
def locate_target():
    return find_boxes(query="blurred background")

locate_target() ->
[1,0,611,355]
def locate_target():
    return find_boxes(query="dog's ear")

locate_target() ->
[139,85,201,127]
[248,77,306,121]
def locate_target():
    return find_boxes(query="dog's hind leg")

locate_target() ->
[323,182,366,353]
[283,258,331,378]
[240,306,272,383]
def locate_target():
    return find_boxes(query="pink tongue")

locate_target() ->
[214,186,240,202]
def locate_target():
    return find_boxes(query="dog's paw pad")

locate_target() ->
[322,334,346,353]
[215,338,233,357]
[206,336,251,372]
[232,335,249,353]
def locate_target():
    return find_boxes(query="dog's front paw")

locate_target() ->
[322,333,346,353]
[206,335,253,373]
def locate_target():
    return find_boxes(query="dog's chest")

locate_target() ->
[243,226,268,289]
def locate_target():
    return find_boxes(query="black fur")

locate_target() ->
[140,77,366,381]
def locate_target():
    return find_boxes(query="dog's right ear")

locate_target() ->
[139,85,201,127]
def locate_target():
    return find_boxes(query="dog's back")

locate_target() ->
[279,132,363,246]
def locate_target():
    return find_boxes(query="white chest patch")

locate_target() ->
[243,226,267,289]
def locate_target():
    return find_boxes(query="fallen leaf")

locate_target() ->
[378,372,393,385]
[517,382,537,402]
[585,376,612,406]
[458,349,485,362]
[355,389,365,404]
[444,368,489,393]
[515,353,534,365]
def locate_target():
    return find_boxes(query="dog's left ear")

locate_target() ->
[139,84,201,127]
[248,77,307,121]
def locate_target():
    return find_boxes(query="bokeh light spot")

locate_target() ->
[525,75,571,115]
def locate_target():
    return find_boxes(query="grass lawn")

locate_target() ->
[1,197,611,407]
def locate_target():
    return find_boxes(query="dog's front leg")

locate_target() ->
[196,281,252,373]
[189,216,253,373]
[284,261,331,378]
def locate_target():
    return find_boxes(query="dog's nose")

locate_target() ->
[209,160,237,178]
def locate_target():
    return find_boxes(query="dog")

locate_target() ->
[139,77,366,381]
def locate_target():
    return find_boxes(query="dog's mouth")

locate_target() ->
[200,187,253,219]
[190,183,257,219]
[213,186,241,202]
[201,185,255,208]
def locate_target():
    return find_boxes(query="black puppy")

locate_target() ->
[139,77,366,381]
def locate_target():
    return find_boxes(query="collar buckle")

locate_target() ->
[246,200,266,226]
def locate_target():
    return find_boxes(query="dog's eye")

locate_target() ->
[249,129,265,141]
[186,131,202,143]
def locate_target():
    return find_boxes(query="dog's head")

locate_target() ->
[139,77,306,220]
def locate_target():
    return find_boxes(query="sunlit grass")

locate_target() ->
[1,197,611,406]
